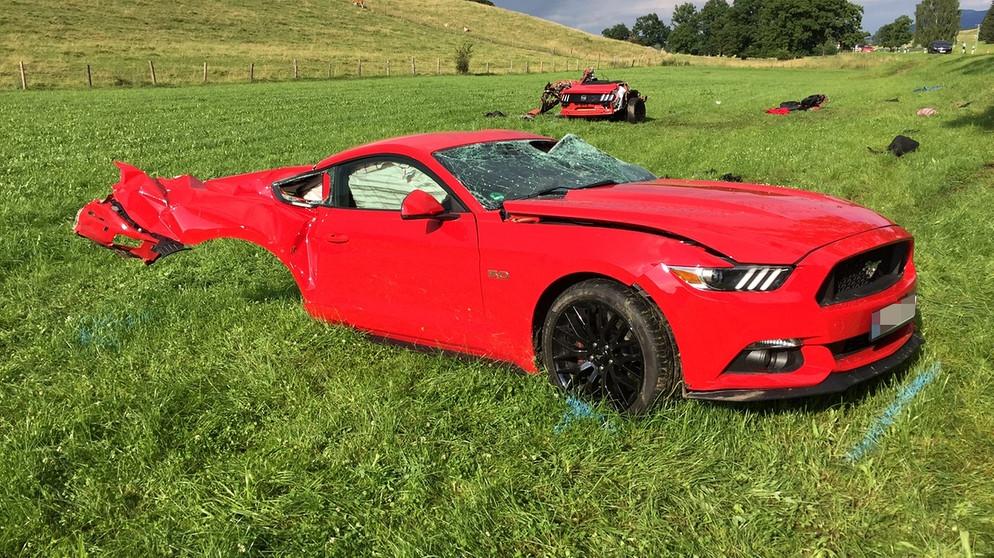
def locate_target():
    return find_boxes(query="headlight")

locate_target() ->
[665,265,792,291]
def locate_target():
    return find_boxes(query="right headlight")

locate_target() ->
[664,264,793,292]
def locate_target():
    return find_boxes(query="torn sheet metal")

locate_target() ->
[74,162,318,287]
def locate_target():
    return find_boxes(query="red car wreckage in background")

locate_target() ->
[75,130,921,413]
[527,69,647,123]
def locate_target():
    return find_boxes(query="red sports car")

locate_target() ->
[75,130,920,413]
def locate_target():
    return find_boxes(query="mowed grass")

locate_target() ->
[1,55,993,556]
[0,0,660,90]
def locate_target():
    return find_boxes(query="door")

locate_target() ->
[308,156,484,349]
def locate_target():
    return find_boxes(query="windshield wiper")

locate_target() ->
[514,180,618,202]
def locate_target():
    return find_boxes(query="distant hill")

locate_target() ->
[0,0,660,89]
[961,8,987,29]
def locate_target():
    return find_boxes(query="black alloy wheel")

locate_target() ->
[541,279,680,413]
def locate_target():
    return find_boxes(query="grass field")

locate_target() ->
[0,0,660,90]
[1,54,994,556]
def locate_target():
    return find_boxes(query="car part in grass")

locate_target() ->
[765,94,827,114]
[526,69,647,123]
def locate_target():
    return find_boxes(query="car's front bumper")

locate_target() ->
[560,103,617,118]
[635,225,920,398]
[683,331,922,401]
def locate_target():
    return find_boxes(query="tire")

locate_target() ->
[625,97,646,123]
[540,279,680,414]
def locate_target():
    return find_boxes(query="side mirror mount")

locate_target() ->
[400,189,446,220]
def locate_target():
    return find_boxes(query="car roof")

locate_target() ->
[315,130,552,168]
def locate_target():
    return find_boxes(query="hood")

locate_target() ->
[500,179,893,264]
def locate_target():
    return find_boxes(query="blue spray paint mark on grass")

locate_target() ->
[77,311,152,349]
[554,396,615,433]
[845,361,941,463]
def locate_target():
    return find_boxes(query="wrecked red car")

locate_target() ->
[75,130,920,412]
[529,69,647,123]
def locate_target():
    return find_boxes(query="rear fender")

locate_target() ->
[75,162,319,290]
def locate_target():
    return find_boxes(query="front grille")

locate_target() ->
[561,94,612,105]
[817,241,910,305]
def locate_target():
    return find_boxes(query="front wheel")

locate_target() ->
[625,97,646,123]
[541,279,680,414]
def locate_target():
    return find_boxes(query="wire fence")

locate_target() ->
[3,55,663,91]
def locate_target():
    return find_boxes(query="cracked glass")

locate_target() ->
[434,135,656,210]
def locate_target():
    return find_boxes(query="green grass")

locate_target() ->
[1,55,993,556]
[0,0,661,90]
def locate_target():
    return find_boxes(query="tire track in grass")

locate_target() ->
[845,361,941,462]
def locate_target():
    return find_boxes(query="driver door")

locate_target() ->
[308,156,484,349]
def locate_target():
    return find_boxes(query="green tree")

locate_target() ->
[668,3,702,54]
[754,0,862,57]
[699,0,731,55]
[876,15,914,48]
[602,23,632,41]
[980,1,994,42]
[632,13,671,47]
[718,0,764,57]
[914,0,961,46]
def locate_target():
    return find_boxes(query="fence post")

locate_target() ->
[525,61,529,73]
[540,60,544,73]
[249,63,254,81]
[358,59,362,77]
[293,58,298,79]
[330,62,335,78]
[148,60,157,85]
[631,58,635,67]
[509,60,513,73]
[386,59,390,76]
[436,58,440,74]
[203,61,208,83]
[411,57,416,75]
[19,61,26,90]
[486,61,490,74]
[86,64,92,88]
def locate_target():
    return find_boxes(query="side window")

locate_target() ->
[343,160,449,211]
[275,171,330,206]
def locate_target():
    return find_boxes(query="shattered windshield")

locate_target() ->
[434,135,656,210]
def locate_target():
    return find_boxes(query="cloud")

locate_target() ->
[497,0,674,33]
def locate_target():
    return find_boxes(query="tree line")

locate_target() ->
[602,0,864,59]
[876,0,993,50]
[602,0,994,57]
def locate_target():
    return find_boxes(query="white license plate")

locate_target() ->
[871,294,916,341]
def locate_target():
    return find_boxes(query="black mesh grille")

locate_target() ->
[818,241,910,305]
[562,94,611,105]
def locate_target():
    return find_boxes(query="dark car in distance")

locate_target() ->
[928,40,953,54]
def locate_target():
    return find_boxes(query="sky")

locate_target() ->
[495,0,990,35]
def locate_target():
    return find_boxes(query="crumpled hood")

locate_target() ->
[501,179,893,264]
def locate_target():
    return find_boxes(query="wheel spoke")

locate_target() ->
[550,299,648,411]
